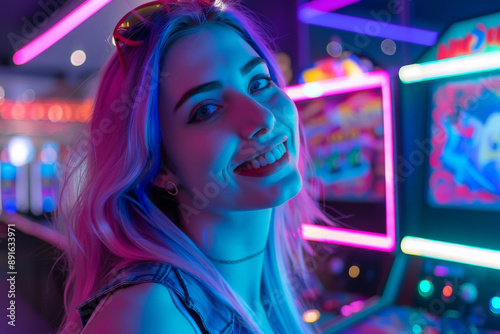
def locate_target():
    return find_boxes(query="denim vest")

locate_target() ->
[76,261,283,334]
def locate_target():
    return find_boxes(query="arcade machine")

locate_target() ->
[284,66,399,330]
[311,11,500,334]
[0,98,91,333]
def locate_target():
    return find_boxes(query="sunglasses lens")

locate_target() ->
[116,4,163,41]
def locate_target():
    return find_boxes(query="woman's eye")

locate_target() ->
[187,75,272,124]
[250,75,272,93]
[188,102,221,124]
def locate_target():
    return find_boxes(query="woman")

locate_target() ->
[45,0,337,333]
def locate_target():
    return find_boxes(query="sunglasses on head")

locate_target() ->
[113,0,217,73]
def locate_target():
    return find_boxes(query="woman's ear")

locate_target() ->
[153,168,178,190]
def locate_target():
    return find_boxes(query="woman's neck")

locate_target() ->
[179,208,273,312]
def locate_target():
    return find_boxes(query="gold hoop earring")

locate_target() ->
[165,180,178,196]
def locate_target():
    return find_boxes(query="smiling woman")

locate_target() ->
[50,1,338,333]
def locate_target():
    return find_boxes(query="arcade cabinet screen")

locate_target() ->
[428,74,500,211]
[297,87,385,203]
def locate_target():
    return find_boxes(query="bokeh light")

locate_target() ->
[327,41,343,57]
[8,136,35,167]
[418,279,434,298]
[348,265,360,278]
[460,283,478,303]
[71,50,86,66]
[490,296,500,314]
[302,309,320,323]
[381,39,396,55]
[442,285,453,298]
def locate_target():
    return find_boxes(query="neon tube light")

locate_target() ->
[401,236,500,270]
[297,7,437,46]
[399,51,500,83]
[285,71,396,252]
[13,0,113,65]
[302,0,362,12]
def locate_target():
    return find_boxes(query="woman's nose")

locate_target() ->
[235,94,276,139]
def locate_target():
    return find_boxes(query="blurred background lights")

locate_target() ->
[381,39,397,55]
[70,50,86,66]
[0,85,5,98]
[1,160,16,178]
[302,309,320,323]
[329,257,345,274]
[442,284,453,298]
[418,279,434,297]
[40,142,59,164]
[433,265,450,277]
[303,82,324,98]
[340,304,353,317]
[8,136,35,167]
[412,324,423,334]
[326,41,343,57]
[490,296,500,314]
[48,104,63,122]
[350,300,364,312]
[348,265,360,278]
[22,88,36,103]
[43,196,56,212]
[3,199,17,214]
[1,148,10,163]
[12,103,26,119]
[459,283,478,303]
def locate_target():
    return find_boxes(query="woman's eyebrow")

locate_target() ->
[173,57,267,112]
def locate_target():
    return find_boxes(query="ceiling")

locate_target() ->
[1,0,500,98]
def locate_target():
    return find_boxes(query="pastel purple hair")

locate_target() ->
[53,1,337,333]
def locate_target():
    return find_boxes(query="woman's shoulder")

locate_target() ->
[80,282,197,334]
[78,260,235,334]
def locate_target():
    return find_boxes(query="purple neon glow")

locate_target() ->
[285,71,396,252]
[433,265,450,277]
[297,7,437,46]
[300,0,361,12]
[13,0,113,65]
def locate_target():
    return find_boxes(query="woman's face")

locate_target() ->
[158,24,302,213]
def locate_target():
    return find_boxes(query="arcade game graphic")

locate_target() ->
[299,88,386,203]
[428,76,500,210]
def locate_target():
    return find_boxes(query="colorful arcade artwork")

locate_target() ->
[428,75,500,210]
[296,88,386,202]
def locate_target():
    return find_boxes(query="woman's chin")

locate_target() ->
[245,173,303,209]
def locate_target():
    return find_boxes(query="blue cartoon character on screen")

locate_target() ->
[439,87,500,198]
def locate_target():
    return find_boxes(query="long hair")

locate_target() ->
[53,1,337,333]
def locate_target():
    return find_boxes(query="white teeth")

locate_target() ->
[250,159,260,169]
[279,143,286,155]
[264,150,277,164]
[236,141,287,172]
[257,155,268,167]
[272,144,284,158]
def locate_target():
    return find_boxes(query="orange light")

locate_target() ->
[348,265,360,278]
[442,285,453,298]
[48,104,63,122]
[12,103,26,119]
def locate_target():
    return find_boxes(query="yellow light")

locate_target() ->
[348,265,360,278]
[302,309,320,323]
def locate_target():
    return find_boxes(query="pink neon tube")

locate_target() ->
[285,71,396,252]
[13,0,113,65]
